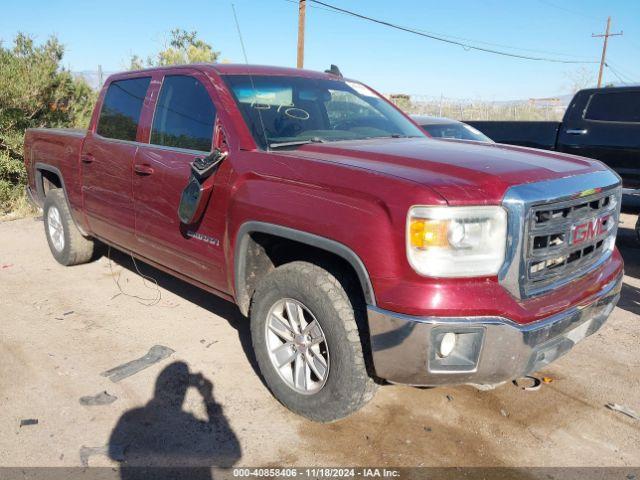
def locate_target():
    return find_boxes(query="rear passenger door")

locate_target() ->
[81,76,151,248]
[558,89,640,189]
[133,71,229,289]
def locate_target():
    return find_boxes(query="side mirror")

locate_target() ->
[178,149,227,225]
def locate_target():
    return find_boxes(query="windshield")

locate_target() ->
[420,122,493,143]
[223,75,425,149]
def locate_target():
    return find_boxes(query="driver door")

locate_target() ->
[133,71,230,290]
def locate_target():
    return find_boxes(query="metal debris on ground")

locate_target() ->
[79,391,118,406]
[513,376,542,391]
[606,403,640,421]
[446,394,454,402]
[100,345,175,383]
[19,419,38,427]
[62,310,74,316]
[500,408,509,417]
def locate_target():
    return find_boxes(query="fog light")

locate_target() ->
[429,328,483,372]
[439,332,457,358]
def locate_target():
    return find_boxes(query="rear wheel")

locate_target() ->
[250,261,376,422]
[43,189,96,266]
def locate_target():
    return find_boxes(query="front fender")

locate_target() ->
[223,155,445,313]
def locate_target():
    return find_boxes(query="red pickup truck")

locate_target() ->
[24,64,623,422]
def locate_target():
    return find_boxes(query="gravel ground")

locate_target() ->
[0,214,639,468]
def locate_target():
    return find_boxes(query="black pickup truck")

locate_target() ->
[467,86,640,197]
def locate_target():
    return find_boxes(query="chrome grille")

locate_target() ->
[499,171,622,299]
[523,188,620,295]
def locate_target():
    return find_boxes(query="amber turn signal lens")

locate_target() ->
[409,218,450,249]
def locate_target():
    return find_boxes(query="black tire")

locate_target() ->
[43,189,95,266]
[636,215,640,243]
[250,261,377,422]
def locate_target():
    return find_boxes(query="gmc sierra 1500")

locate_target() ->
[24,64,623,422]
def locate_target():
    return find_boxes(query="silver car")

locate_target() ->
[412,115,493,143]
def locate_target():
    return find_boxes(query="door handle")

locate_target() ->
[81,153,94,164]
[565,129,588,135]
[134,164,154,176]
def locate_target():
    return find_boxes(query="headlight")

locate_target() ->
[407,205,507,277]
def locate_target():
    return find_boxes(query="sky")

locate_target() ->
[1,0,639,100]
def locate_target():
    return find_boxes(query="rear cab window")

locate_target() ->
[150,75,216,152]
[97,77,151,140]
[584,90,640,123]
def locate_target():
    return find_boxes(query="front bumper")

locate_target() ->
[367,273,622,386]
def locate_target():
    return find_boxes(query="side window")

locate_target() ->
[97,77,151,141]
[585,91,640,123]
[151,75,216,152]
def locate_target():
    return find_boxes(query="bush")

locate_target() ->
[0,33,96,215]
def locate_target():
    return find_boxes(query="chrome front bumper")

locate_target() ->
[367,273,622,386]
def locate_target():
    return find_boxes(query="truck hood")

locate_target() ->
[289,137,607,204]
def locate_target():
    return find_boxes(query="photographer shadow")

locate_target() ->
[108,361,241,479]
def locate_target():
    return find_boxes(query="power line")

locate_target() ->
[606,59,639,82]
[282,0,594,59]
[606,62,637,84]
[605,63,629,85]
[307,0,598,64]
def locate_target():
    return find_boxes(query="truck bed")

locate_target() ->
[24,127,87,215]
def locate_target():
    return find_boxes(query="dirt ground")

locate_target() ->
[1,213,639,469]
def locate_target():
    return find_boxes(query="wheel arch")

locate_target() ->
[35,163,88,236]
[233,221,376,316]
[34,163,64,201]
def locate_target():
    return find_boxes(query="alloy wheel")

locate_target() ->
[265,298,330,394]
[47,206,65,252]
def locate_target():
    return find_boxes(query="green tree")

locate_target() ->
[129,29,220,70]
[0,33,96,215]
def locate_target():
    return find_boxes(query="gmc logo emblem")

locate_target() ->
[571,214,610,245]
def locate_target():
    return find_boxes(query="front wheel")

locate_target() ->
[250,261,377,422]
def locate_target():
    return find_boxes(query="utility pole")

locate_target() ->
[592,17,623,88]
[297,0,307,68]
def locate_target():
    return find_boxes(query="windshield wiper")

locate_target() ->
[268,137,326,149]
